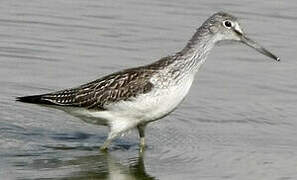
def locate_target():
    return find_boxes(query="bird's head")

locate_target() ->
[201,12,280,61]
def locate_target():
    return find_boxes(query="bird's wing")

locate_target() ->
[38,68,155,110]
[17,56,174,108]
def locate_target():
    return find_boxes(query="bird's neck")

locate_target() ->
[170,30,217,75]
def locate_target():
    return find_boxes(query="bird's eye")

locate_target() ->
[223,20,233,28]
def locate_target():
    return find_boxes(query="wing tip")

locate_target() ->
[16,95,52,105]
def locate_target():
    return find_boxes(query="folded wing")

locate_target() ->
[18,68,154,110]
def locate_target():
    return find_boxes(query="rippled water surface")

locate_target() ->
[1,0,297,179]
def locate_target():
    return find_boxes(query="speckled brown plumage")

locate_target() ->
[17,56,175,110]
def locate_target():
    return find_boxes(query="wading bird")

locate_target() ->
[17,12,280,151]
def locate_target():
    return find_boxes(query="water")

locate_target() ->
[1,0,297,179]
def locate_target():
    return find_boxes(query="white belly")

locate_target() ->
[73,74,194,133]
[73,76,193,132]
[105,75,194,122]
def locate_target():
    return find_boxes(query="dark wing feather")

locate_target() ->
[17,56,175,109]
[27,68,154,110]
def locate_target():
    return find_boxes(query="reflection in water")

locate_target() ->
[25,149,155,180]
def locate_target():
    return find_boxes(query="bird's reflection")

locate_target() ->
[26,148,155,180]
[104,151,155,180]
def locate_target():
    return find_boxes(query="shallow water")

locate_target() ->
[1,0,297,179]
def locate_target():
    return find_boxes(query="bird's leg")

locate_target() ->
[101,120,135,151]
[137,124,146,152]
[100,131,118,151]
[100,135,112,151]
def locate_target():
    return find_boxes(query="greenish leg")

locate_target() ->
[137,124,146,152]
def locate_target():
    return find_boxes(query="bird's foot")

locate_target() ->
[100,146,109,152]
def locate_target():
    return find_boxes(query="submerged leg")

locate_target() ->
[137,124,147,151]
[100,132,118,151]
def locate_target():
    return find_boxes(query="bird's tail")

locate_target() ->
[16,95,51,104]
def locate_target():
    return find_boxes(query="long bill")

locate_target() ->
[240,34,280,61]
[233,28,280,61]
